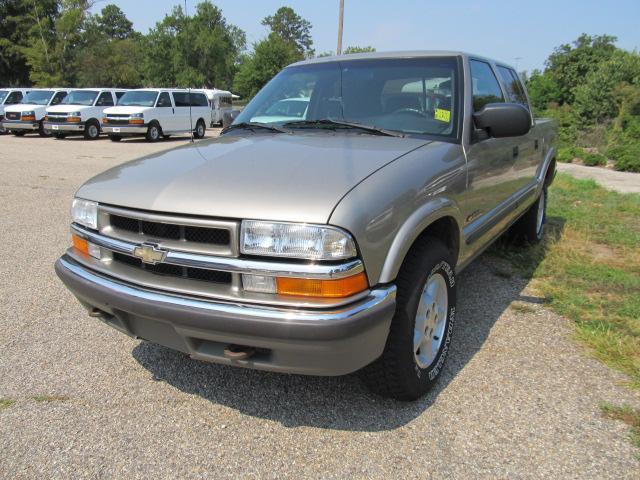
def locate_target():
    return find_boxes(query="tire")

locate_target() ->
[12,131,25,136]
[145,122,161,142]
[361,237,457,401]
[193,119,206,139]
[38,121,51,137]
[508,187,547,244]
[54,133,66,139]
[109,135,122,142]
[83,120,100,140]
[162,134,171,139]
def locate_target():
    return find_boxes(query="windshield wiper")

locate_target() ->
[283,119,404,137]
[222,122,289,134]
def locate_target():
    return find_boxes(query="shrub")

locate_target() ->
[608,143,640,172]
[582,151,608,166]
[557,146,583,163]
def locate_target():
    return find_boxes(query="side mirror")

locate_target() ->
[472,103,531,138]
[222,110,240,129]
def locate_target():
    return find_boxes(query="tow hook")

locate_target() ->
[88,307,112,319]
[223,344,255,361]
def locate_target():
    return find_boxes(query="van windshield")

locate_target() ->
[235,57,460,138]
[118,91,158,107]
[0,91,8,103]
[62,90,99,106]
[23,90,54,105]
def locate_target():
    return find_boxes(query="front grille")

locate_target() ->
[47,115,71,123]
[110,214,230,245]
[112,252,232,284]
[5,112,19,120]
[106,119,130,126]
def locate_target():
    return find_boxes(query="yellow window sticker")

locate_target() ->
[434,108,451,123]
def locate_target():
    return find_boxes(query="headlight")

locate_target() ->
[71,198,98,230]
[68,112,82,117]
[130,113,144,118]
[21,111,35,117]
[241,220,357,260]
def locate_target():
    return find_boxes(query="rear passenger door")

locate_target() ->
[190,92,210,127]
[496,66,538,187]
[171,92,191,131]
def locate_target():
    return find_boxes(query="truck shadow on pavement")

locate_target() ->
[132,218,564,432]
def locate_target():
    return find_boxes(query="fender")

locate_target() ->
[536,146,557,191]
[378,197,463,283]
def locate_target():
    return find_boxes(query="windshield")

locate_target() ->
[0,91,7,103]
[23,90,54,105]
[62,90,99,106]
[235,57,460,138]
[117,91,158,107]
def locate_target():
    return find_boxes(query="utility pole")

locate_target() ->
[337,0,344,55]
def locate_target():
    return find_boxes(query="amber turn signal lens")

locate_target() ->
[102,118,108,123]
[22,115,36,122]
[276,272,368,298]
[72,234,89,256]
[68,116,81,123]
[129,118,144,125]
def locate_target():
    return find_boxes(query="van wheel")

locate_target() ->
[145,122,161,142]
[508,187,547,244]
[360,237,457,401]
[84,120,100,140]
[38,121,51,137]
[13,131,26,136]
[193,119,206,139]
[54,133,66,139]
[162,134,171,139]
[109,135,122,142]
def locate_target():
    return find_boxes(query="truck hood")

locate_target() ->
[77,133,430,224]
[47,105,92,114]
[103,106,153,115]
[4,104,46,114]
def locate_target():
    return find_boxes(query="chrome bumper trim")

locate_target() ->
[103,125,147,134]
[2,121,38,130]
[43,122,85,131]
[72,224,365,280]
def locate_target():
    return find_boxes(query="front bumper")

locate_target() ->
[2,121,39,131]
[103,125,147,135]
[43,122,85,132]
[55,255,396,376]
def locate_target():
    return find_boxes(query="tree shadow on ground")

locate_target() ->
[132,217,565,432]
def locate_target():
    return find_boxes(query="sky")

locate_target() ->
[90,0,640,73]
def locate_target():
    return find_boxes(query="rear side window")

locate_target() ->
[172,92,190,107]
[190,93,209,107]
[6,91,23,104]
[496,66,528,107]
[470,60,504,111]
[50,91,68,106]
[95,92,114,106]
[156,92,172,107]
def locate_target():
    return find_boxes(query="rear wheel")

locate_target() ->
[109,135,122,142]
[361,237,457,401]
[145,122,161,142]
[83,120,100,140]
[38,121,51,137]
[508,187,547,244]
[193,119,206,139]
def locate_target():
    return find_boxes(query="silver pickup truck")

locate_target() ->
[56,51,556,400]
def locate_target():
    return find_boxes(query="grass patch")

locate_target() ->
[491,173,640,388]
[510,302,537,314]
[601,403,640,451]
[32,395,69,403]
[0,398,16,410]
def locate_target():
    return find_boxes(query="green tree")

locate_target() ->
[96,4,134,40]
[233,35,302,98]
[343,45,376,54]
[525,69,561,111]
[261,6,313,57]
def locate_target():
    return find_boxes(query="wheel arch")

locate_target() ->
[378,200,462,284]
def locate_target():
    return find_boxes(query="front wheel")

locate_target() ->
[361,237,457,401]
[12,131,26,136]
[38,121,51,137]
[83,121,100,140]
[109,135,122,142]
[54,133,66,139]
[145,122,161,142]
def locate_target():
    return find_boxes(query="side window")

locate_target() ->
[115,91,127,100]
[470,60,504,111]
[96,92,114,106]
[496,66,528,107]
[50,91,67,105]
[172,92,190,107]
[156,92,172,107]
[6,91,23,104]
[190,93,208,107]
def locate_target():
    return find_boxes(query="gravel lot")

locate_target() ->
[1,131,639,479]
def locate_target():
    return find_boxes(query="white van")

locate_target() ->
[2,88,68,137]
[202,89,235,126]
[44,88,128,140]
[102,89,210,142]
[0,88,30,134]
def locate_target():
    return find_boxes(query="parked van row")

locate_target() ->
[0,87,236,142]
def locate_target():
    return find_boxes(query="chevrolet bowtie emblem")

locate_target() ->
[133,244,167,265]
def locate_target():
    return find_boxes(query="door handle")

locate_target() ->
[512,146,519,158]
